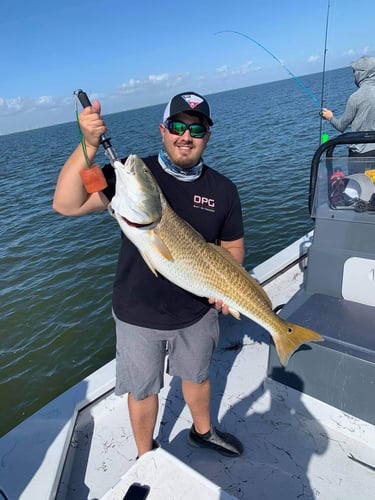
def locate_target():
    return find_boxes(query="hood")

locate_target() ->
[351,55,375,87]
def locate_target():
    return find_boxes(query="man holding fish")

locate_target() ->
[53,92,246,458]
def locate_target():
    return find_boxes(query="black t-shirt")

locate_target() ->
[102,155,244,329]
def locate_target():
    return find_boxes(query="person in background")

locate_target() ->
[321,55,375,173]
[53,92,244,459]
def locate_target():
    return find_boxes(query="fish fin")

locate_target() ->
[207,243,272,307]
[139,230,174,276]
[273,322,324,367]
[150,231,174,261]
[228,307,241,320]
[140,251,158,277]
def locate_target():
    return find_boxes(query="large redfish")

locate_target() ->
[109,155,323,366]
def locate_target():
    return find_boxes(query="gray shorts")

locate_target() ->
[113,308,219,400]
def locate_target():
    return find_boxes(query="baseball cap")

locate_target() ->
[163,92,213,126]
[344,173,375,202]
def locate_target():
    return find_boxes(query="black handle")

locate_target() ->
[74,89,118,164]
[76,89,92,109]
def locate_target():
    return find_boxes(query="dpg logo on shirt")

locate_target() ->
[193,194,215,213]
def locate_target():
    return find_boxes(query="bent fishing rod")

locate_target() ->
[216,30,322,109]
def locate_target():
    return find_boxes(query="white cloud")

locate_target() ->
[216,65,229,75]
[308,55,319,63]
[0,95,64,117]
[0,96,24,115]
[343,46,373,58]
[119,72,190,95]
[148,73,170,83]
[36,96,54,105]
[214,61,257,78]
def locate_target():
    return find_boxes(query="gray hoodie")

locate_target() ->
[330,55,375,153]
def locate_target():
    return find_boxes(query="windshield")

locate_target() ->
[310,135,375,223]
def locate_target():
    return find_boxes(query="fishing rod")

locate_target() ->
[216,30,322,109]
[319,0,331,144]
[73,89,121,193]
[74,89,119,165]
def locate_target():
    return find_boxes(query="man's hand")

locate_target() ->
[208,297,231,315]
[321,108,333,121]
[79,100,107,149]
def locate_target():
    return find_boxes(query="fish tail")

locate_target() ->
[273,322,323,367]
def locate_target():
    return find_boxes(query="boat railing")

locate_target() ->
[309,131,375,218]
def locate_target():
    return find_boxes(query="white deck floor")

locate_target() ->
[1,243,374,499]
[56,263,375,499]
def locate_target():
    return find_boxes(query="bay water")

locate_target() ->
[0,67,353,436]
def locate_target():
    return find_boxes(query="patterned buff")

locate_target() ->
[158,149,203,182]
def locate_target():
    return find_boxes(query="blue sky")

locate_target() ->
[1,0,373,135]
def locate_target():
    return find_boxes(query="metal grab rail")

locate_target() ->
[308,131,375,215]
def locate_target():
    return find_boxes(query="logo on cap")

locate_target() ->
[181,94,204,110]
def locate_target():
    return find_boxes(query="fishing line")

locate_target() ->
[319,0,331,144]
[74,94,91,168]
[216,30,322,108]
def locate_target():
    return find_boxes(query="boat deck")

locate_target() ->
[56,262,375,499]
[1,235,374,500]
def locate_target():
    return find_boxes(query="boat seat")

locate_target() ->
[267,291,375,425]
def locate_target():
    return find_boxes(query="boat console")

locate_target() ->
[268,132,375,424]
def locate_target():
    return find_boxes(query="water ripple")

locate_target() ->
[0,67,353,435]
